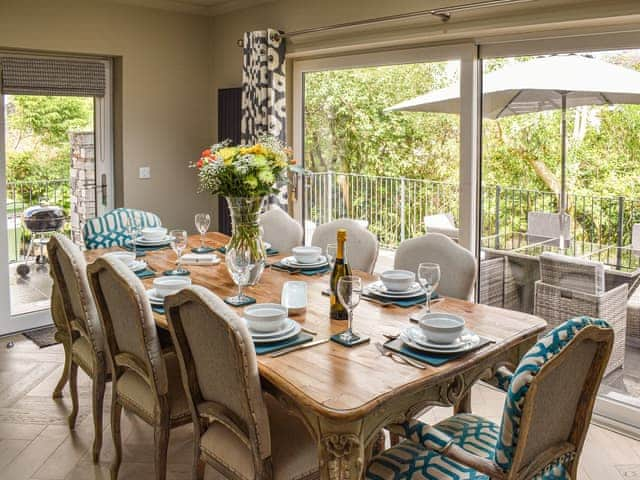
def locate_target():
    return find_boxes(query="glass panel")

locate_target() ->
[302,60,461,270]
[478,50,640,423]
[5,94,95,316]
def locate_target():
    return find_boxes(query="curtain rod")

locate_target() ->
[236,0,536,47]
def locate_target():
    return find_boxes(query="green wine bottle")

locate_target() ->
[330,228,352,320]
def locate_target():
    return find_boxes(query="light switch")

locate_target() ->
[139,167,151,179]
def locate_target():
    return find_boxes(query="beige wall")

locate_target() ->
[0,0,216,230]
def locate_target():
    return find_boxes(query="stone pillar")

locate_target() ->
[69,131,96,245]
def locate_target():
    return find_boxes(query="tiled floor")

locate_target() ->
[0,333,639,479]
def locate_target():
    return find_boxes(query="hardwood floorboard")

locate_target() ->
[0,333,638,479]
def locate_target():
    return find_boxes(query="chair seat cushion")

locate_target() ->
[366,414,499,480]
[116,352,190,424]
[200,393,318,480]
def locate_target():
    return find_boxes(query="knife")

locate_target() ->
[270,338,329,357]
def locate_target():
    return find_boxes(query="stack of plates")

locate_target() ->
[246,318,301,344]
[146,289,165,305]
[280,255,328,270]
[366,281,425,300]
[135,235,173,247]
[104,251,148,273]
[400,325,481,354]
[128,259,148,272]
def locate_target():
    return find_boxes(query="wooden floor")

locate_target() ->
[0,333,639,480]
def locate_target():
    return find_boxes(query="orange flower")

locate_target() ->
[197,159,205,169]
[289,158,298,165]
[202,148,211,157]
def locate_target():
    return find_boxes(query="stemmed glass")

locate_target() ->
[326,243,337,269]
[124,216,141,257]
[337,275,363,344]
[168,229,189,275]
[225,248,255,305]
[417,262,441,313]
[194,213,211,253]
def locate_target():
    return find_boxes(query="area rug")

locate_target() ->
[23,326,59,348]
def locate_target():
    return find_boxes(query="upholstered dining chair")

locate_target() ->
[311,218,379,273]
[394,233,476,301]
[87,256,191,480]
[47,234,109,463]
[164,286,319,480]
[260,207,304,253]
[83,207,162,250]
[366,317,613,480]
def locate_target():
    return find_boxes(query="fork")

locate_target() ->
[374,342,426,369]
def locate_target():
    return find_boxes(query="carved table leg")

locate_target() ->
[319,432,365,480]
[454,391,472,414]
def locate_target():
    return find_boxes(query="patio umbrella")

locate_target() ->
[386,55,640,242]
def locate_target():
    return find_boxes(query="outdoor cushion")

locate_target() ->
[83,208,162,250]
[539,252,605,294]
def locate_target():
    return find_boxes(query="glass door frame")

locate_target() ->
[0,54,114,336]
[477,29,640,436]
[291,42,482,252]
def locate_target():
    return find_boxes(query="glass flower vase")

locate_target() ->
[225,196,266,286]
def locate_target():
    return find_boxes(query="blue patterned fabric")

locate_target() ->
[83,208,162,250]
[494,316,609,471]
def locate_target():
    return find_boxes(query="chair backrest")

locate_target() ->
[47,234,104,353]
[495,317,613,478]
[83,208,162,250]
[424,213,459,239]
[87,256,168,397]
[539,252,605,295]
[311,218,379,273]
[165,286,272,469]
[260,207,303,254]
[394,233,476,300]
[527,212,571,241]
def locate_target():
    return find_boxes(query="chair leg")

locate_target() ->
[52,338,71,399]
[193,422,206,480]
[454,392,472,415]
[154,407,171,480]
[91,369,106,463]
[110,400,123,480]
[68,361,79,429]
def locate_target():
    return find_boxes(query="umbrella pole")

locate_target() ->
[559,93,568,249]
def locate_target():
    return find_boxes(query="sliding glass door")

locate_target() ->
[0,55,113,336]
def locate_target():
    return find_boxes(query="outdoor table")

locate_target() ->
[85,232,546,480]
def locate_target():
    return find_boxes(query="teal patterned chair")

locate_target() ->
[366,317,613,480]
[83,208,162,250]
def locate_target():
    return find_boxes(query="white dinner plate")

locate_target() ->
[129,260,147,272]
[251,321,301,344]
[136,236,173,246]
[367,281,425,298]
[245,317,298,339]
[281,255,328,269]
[146,288,166,305]
[264,242,272,250]
[401,326,480,353]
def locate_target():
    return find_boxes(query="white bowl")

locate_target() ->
[292,246,323,264]
[380,270,415,292]
[419,313,466,344]
[152,276,192,298]
[105,251,136,267]
[244,303,288,333]
[141,227,168,242]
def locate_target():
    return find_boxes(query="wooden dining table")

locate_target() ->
[85,232,546,480]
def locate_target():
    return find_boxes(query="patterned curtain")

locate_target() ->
[241,29,286,144]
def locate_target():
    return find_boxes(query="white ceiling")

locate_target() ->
[107,0,275,16]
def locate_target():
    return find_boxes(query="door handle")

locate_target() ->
[101,174,107,206]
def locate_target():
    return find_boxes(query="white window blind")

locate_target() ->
[0,57,105,97]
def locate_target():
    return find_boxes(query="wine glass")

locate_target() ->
[168,229,188,275]
[225,248,255,305]
[194,213,211,252]
[124,216,141,257]
[417,262,441,313]
[337,275,363,344]
[326,243,337,269]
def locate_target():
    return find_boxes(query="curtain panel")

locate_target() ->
[241,29,286,144]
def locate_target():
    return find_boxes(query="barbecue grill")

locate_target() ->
[16,200,65,277]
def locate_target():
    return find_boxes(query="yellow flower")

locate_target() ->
[244,176,258,189]
[218,147,238,165]
[258,169,275,185]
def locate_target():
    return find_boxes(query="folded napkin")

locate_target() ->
[135,268,156,279]
[124,243,170,253]
[151,304,165,315]
[271,262,330,276]
[181,253,219,266]
[363,291,438,308]
[383,336,493,366]
[254,332,314,355]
